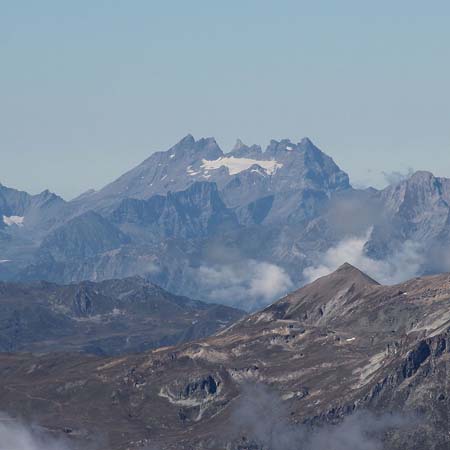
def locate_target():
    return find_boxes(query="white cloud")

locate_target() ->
[303,229,423,285]
[197,259,293,310]
[0,414,71,450]
[382,168,415,185]
[231,383,411,450]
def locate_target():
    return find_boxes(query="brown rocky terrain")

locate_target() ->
[0,263,449,449]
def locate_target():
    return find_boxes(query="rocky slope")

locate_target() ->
[0,276,244,355]
[0,264,449,449]
[365,170,450,266]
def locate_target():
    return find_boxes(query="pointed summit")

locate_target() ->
[232,138,246,152]
[228,139,262,158]
[307,262,379,286]
[178,134,195,146]
[299,137,314,146]
[298,137,323,156]
[333,262,379,283]
[169,135,223,160]
[264,262,380,323]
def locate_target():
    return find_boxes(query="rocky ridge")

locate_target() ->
[0,264,449,449]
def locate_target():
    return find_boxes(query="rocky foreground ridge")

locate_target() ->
[0,263,449,449]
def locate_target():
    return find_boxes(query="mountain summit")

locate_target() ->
[3,137,450,310]
[74,135,350,212]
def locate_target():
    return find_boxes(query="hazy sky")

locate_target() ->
[1,1,449,199]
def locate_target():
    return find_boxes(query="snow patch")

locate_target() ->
[3,215,24,227]
[201,157,282,176]
[187,166,200,176]
[251,167,267,177]
[0,260,11,264]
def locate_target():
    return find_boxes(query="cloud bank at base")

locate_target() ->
[196,259,293,310]
[231,384,410,450]
[0,415,71,450]
[303,229,423,285]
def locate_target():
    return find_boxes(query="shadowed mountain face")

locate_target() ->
[0,277,244,355]
[2,136,450,310]
[0,265,449,449]
[109,181,239,239]
[365,171,450,264]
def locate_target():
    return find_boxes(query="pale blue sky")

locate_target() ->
[1,1,449,199]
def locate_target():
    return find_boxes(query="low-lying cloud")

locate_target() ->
[0,414,71,450]
[382,168,415,186]
[196,259,293,310]
[303,229,423,285]
[231,384,411,450]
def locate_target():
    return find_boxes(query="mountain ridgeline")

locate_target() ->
[0,276,244,355]
[1,265,449,449]
[2,136,450,449]
[2,135,450,308]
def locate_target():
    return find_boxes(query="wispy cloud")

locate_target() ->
[196,259,293,310]
[303,229,423,284]
[0,414,71,450]
[230,383,412,450]
[382,168,415,185]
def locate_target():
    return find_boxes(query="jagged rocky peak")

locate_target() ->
[263,136,318,155]
[35,188,65,204]
[404,170,448,199]
[177,133,195,146]
[299,136,314,147]
[401,170,443,193]
[231,138,246,152]
[381,169,450,212]
[387,170,439,191]
[265,138,296,155]
[228,139,263,158]
[169,134,223,161]
[66,133,353,212]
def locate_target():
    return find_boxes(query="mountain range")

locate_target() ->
[1,264,449,449]
[0,276,243,356]
[2,135,450,309]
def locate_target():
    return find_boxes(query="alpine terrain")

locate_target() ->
[0,265,449,449]
[3,136,450,310]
